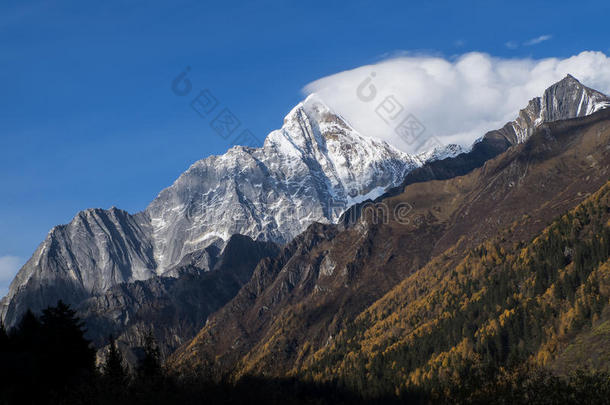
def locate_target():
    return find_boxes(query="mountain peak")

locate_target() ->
[548,73,589,93]
[144,92,420,271]
[498,75,610,144]
[550,73,587,91]
[562,73,579,82]
[541,74,610,123]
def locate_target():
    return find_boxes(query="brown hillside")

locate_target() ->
[169,108,610,381]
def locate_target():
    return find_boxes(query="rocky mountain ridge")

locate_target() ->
[2,75,609,367]
[1,94,421,327]
[340,75,610,226]
[170,103,610,381]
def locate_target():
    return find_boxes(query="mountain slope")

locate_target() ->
[1,95,419,327]
[170,106,610,381]
[506,74,610,143]
[341,75,610,226]
[1,208,157,327]
[300,180,610,399]
[146,94,420,270]
[79,234,279,362]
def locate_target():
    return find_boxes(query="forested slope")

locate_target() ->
[301,180,610,401]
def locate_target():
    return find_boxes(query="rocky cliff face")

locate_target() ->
[500,74,610,144]
[1,94,420,327]
[2,75,608,354]
[1,208,157,327]
[339,75,610,227]
[168,76,610,376]
[170,107,610,380]
[78,234,279,363]
[145,94,421,271]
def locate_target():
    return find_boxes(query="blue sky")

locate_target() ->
[1,0,609,293]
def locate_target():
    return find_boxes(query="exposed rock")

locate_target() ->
[80,234,279,363]
[1,95,420,327]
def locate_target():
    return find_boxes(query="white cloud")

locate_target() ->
[524,34,553,46]
[303,51,610,154]
[0,256,22,298]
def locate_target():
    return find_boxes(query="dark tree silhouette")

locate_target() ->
[100,334,130,402]
[0,321,8,351]
[12,309,41,349]
[102,335,129,386]
[39,300,96,382]
[0,301,96,404]
[137,331,162,380]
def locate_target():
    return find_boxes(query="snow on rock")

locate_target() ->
[146,94,422,269]
[508,75,610,144]
[1,94,427,326]
[4,75,608,327]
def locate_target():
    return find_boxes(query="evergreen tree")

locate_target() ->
[137,331,162,380]
[0,302,95,403]
[12,309,41,349]
[40,300,96,379]
[102,335,129,385]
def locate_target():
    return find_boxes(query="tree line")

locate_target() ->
[0,302,369,404]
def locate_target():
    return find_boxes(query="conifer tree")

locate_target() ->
[13,309,41,349]
[102,335,129,386]
[137,331,162,380]
[40,300,96,376]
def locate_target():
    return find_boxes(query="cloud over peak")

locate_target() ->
[304,51,610,154]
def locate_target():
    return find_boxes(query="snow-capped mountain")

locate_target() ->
[146,94,421,271]
[412,75,610,165]
[417,144,466,163]
[2,76,609,328]
[1,94,421,326]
